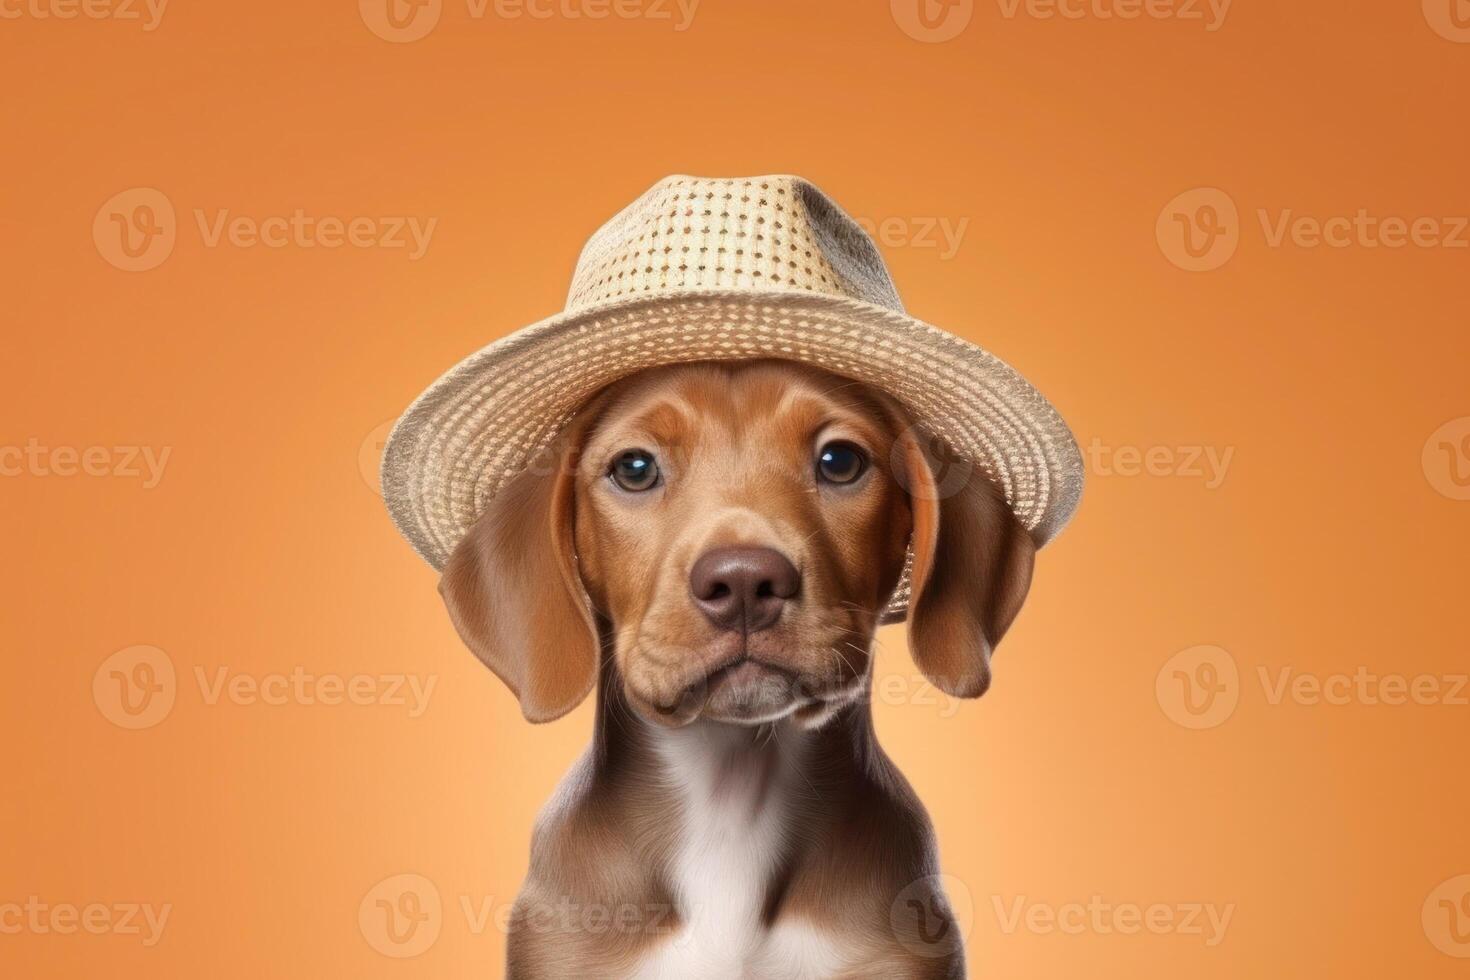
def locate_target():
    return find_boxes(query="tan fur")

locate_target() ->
[572,362,912,727]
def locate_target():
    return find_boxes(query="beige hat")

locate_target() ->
[382,174,1083,618]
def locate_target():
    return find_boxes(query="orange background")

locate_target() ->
[4,1,1469,977]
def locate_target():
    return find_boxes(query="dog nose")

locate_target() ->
[689,547,801,633]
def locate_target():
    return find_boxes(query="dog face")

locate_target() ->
[438,359,1036,727]
[570,362,911,726]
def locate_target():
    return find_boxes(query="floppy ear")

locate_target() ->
[896,428,1036,699]
[438,433,598,723]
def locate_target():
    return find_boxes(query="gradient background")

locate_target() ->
[3,0,1469,976]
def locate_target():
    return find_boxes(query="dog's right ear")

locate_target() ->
[895,426,1036,700]
[438,430,598,724]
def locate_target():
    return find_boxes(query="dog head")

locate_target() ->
[438,360,1035,727]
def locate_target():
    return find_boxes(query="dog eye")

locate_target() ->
[609,450,660,492]
[816,441,867,485]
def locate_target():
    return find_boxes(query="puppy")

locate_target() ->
[439,359,1035,979]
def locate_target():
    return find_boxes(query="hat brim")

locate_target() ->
[381,289,1083,620]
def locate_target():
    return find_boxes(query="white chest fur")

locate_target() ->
[629,723,849,980]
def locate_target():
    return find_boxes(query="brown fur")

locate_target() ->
[439,360,1035,978]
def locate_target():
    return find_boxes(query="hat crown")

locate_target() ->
[566,175,905,314]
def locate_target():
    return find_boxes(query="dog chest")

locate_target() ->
[628,725,849,980]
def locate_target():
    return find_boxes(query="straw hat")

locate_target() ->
[382,174,1083,619]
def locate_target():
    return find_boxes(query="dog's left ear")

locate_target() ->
[894,427,1036,699]
[438,429,598,724]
